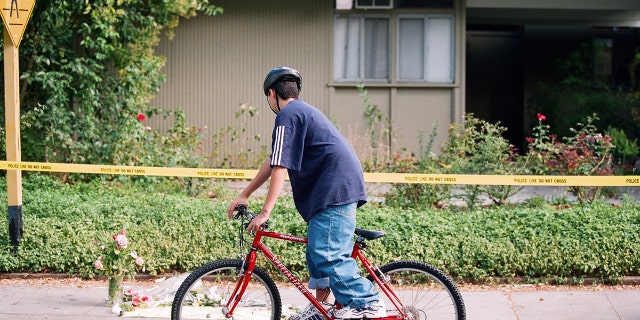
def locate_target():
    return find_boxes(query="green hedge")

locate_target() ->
[0,175,638,284]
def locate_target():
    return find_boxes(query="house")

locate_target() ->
[151,0,640,165]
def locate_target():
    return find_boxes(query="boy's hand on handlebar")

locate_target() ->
[227,197,248,219]
[246,213,269,233]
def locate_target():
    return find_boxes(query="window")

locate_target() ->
[334,14,454,83]
[334,15,390,81]
[398,15,454,82]
[355,0,392,9]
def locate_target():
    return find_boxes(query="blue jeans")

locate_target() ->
[306,202,379,308]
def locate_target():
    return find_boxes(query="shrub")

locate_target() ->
[607,126,639,168]
[526,113,614,204]
[3,176,637,284]
[6,1,221,167]
[355,84,392,172]
[522,112,556,175]
[384,151,452,209]
[210,103,269,169]
[438,114,524,208]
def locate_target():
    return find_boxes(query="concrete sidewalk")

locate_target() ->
[1,280,638,319]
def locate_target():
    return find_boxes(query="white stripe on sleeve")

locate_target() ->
[271,125,285,166]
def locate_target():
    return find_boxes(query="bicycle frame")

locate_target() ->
[223,228,409,320]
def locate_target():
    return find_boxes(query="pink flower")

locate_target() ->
[113,230,129,249]
[95,257,104,270]
[130,251,144,266]
[537,113,546,121]
[95,228,145,276]
[125,289,149,307]
[137,113,146,121]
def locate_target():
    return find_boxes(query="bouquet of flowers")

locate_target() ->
[121,288,151,312]
[94,229,145,277]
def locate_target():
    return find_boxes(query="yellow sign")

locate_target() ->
[0,0,35,46]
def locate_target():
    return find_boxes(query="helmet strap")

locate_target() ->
[267,89,281,114]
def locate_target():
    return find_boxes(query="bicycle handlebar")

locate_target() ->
[233,204,268,230]
[233,204,253,219]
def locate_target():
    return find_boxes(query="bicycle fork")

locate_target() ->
[222,250,258,317]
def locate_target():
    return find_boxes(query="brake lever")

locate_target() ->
[243,211,256,230]
[242,211,269,230]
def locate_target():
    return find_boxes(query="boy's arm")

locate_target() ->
[246,165,286,233]
[227,158,273,218]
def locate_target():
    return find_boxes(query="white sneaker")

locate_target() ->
[289,302,332,320]
[333,299,386,319]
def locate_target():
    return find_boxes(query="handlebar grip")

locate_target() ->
[233,204,248,219]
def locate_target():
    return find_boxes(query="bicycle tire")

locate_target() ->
[367,260,466,320]
[171,259,282,320]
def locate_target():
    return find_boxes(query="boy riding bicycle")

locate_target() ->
[227,67,386,320]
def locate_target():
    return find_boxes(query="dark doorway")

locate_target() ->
[466,26,525,152]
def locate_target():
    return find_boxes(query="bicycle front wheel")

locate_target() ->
[171,259,282,320]
[368,260,466,320]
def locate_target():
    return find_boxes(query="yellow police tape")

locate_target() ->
[0,161,639,186]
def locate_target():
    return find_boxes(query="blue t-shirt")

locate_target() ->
[270,100,367,221]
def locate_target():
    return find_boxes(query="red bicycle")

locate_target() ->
[171,205,465,320]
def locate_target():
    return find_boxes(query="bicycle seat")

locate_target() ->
[354,228,386,240]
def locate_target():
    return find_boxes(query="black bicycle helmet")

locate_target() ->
[263,67,302,96]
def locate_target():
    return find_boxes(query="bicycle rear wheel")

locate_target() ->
[171,259,282,320]
[368,260,465,320]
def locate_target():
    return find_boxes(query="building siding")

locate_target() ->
[153,0,334,166]
[152,0,465,166]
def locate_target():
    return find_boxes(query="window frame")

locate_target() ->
[333,14,391,83]
[333,12,455,85]
[396,14,455,83]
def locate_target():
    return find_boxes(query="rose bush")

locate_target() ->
[525,113,614,203]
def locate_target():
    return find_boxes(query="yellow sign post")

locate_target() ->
[1,0,35,249]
